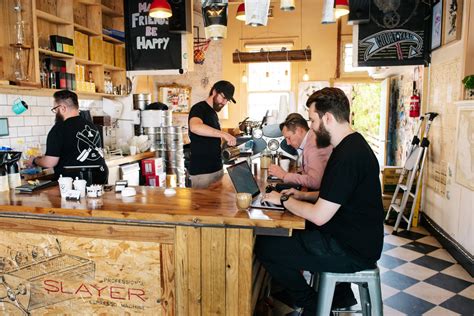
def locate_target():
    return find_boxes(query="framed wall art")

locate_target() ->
[158,85,191,112]
[431,1,443,50]
[443,0,463,44]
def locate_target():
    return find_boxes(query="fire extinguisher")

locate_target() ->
[409,82,420,118]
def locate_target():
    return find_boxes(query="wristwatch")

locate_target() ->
[280,194,290,209]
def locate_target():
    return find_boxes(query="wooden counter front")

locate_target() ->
[0,173,305,315]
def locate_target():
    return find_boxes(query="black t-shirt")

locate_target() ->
[188,101,222,175]
[45,116,108,184]
[318,132,384,264]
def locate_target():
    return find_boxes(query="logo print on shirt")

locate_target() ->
[76,125,104,162]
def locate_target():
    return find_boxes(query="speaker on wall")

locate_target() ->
[168,0,192,33]
[348,0,371,25]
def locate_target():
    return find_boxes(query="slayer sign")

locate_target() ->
[355,0,432,67]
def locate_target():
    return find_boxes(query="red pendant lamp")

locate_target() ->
[334,0,349,19]
[150,0,172,19]
[236,3,245,21]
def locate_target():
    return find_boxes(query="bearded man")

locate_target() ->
[257,87,384,315]
[188,80,237,188]
[28,90,108,184]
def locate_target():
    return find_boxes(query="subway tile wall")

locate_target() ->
[0,93,104,153]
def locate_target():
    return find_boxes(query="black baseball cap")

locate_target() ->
[212,80,236,103]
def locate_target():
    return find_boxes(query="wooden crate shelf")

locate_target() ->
[74,23,100,36]
[36,9,73,25]
[38,48,74,59]
[101,4,122,17]
[103,64,125,72]
[102,34,124,44]
[75,57,101,66]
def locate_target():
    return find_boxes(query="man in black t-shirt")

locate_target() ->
[188,80,237,188]
[258,88,384,315]
[28,90,108,184]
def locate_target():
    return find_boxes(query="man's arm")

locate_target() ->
[189,117,236,146]
[263,191,339,226]
[29,155,59,168]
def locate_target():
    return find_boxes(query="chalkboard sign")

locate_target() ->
[355,1,431,67]
[124,0,182,71]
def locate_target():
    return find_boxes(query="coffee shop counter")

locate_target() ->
[0,173,305,315]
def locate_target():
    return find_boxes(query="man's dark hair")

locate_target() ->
[279,113,309,132]
[305,87,350,123]
[53,90,79,109]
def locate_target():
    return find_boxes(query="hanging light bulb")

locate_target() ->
[285,69,288,76]
[242,70,248,83]
[236,3,246,21]
[266,71,270,78]
[280,0,295,11]
[303,69,309,81]
[334,0,349,19]
[150,0,172,19]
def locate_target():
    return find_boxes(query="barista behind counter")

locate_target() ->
[27,90,108,184]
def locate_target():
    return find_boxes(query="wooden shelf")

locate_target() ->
[10,44,32,49]
[75,57,101,66]
[173,112,190,115]
[101,5,122,17]
[36,9,73,25]
[76,0,100,6]
[39,48,74,59]
[104,64,125,71]
[77,90,123,98]
[74,23,100,36]
[102,34,124,44]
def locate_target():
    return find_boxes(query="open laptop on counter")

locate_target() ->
[226,161,284,211]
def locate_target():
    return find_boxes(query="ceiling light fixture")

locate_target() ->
[236,3,246,21]
[303,69,309,81]
[334,0,349,19]
[149,0,172,19]
[280,0,295,11]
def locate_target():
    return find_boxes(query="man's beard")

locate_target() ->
[55,112,64,123]
[315,121,331,148]
[212,95,225,112]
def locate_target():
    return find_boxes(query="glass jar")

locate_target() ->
[260,149,272,169]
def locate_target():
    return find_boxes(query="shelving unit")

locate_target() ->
[0,0,126,98]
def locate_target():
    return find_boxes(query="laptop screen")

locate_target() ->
[227,161,261,198]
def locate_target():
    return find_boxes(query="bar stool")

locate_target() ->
[312,267,383,316]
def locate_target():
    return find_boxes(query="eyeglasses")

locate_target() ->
[51,105,61,113]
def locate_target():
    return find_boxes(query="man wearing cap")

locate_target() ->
[188,80,237,188]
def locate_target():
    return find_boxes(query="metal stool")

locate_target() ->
[313,267,383,316]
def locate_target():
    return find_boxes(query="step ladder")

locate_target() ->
[385,112,438,234]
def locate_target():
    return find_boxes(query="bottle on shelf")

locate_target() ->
[50,71,56,89]
[88,71,94,84]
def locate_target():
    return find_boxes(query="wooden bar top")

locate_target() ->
[0,172,305,230]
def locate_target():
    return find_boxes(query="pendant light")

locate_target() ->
[302,69,309,81]
[241,70,248,83]
[236,3,246,21]
[280,0,295,11]
[150,0,172,19]
[334,0,349,19]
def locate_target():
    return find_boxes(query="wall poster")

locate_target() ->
[443,0,463,44]
[355,0,432,67]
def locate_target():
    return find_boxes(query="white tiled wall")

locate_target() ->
[0,93,103,153]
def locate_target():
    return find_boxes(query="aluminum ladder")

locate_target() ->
[385,112,438,234]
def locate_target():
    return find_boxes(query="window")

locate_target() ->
[247,62,291,120]
[340,36,370,77]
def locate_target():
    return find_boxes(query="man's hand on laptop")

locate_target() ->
[281,188,304,200]
[262,191,282,205]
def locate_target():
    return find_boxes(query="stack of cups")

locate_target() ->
[58,175,73,197]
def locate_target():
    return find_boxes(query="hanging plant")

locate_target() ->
[463,75,474,100]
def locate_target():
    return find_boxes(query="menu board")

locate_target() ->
[355,0,431,67]
[124,0,182,71]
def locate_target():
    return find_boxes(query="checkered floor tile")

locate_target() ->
[268,225,474,316]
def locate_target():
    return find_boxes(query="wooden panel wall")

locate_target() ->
[175,226,253,316]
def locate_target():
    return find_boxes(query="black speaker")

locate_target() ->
[168,0,192,33]
[348,0,371,25]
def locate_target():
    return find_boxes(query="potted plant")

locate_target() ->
[462,75,474,100]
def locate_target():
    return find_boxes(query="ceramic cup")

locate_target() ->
[73,178,87,198]
[279,159,290,172]
[58,176,73,197]
[236,192,252,210]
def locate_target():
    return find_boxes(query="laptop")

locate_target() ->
[226,161,285,211]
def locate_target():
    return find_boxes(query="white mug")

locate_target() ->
[58,176,73,197]
[73,178,87,197]
[129,145,137,155]
[279,159,290,172]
